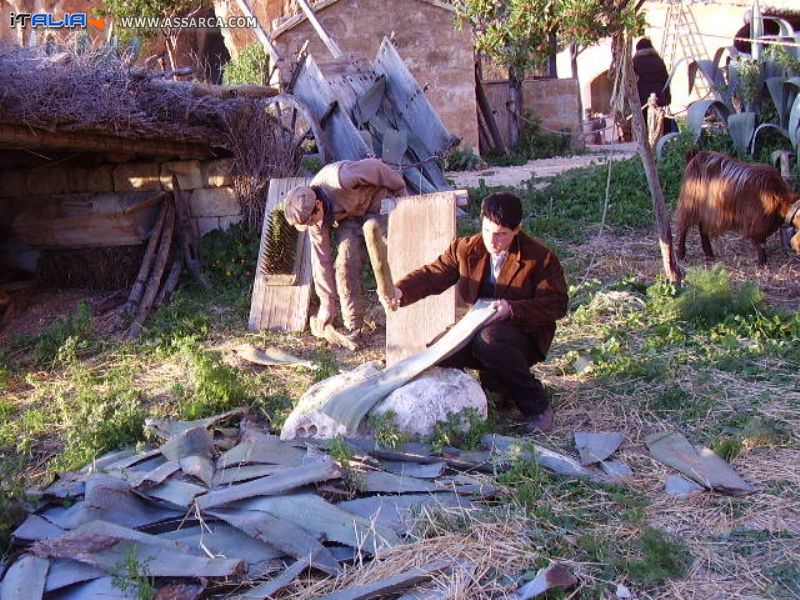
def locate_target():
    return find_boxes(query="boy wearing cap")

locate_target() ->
[284,158,407,334]
[386,192,568,433]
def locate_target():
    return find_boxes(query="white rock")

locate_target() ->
[369,367,487,437]
[280,362,382,441]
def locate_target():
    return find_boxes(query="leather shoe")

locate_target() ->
[523,406,554,434]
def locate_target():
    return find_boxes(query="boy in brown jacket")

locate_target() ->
[387,192,568,433]
[284,158,407,334]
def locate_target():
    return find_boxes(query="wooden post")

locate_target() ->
[475,62,508,155]
[296,0,343,59]
[172,175,210,289]
[624,46,682,286]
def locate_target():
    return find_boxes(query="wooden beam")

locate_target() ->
[296,0,343,59]
[0,123,214,160]
[234,0,282,66]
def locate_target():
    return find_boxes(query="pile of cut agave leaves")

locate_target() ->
[0,404,754,599]
[0,405,619,600]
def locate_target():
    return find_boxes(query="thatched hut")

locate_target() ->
[0,43,297,294]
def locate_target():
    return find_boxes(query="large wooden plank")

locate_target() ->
[249,177,313,332]
[373,38,454,157]
[386,192,457,365]
[291,55,370,161]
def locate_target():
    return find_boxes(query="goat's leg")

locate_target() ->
[699,224,714,260]
[676,220,689,260]
[754,240,767,266]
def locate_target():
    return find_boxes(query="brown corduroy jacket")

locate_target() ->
[396,231,569,357]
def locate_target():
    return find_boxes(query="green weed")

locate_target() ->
[673,266,764,328]
[445,146,481,171]
[367,411,410,450]
[51,361,147,472]
[312,349,339,382]
[0,456,27,558]
[179,341,255,420]
[328,436,364,492]
[427,408,493,453]
[29,301,93,367]
[199,223,259,286]
[110,545,156,600]
[142,288,212,352]
[617,527,691,586]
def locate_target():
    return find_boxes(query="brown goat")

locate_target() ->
[675,151,800,265]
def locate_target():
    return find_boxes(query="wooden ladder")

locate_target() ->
[661,0,712,99]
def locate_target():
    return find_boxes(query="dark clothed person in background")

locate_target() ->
[387,192,568,433]
[633,38,672,135]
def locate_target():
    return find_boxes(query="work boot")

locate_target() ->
[523,406,554,434]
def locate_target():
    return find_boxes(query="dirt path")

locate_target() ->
[447,142,638,189]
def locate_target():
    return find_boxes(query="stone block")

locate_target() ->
[67,165,114,193]
[113,162,162,192]
[195,216,220,236]
[26,167,67,196]
[371,367,488,437]
[200,159,234,187]
[0,170,27,197]
[219,214,243,230]
[161,160,203,191]
[189,187,240,217]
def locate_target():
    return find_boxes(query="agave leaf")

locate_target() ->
[728,112,757,155]
[770,149,788,169]
[789,94,800,146]
[750,123,794,155]
[319,301,496,433]
[763,16,794,37]
[654,132,683,160]
[665,56,696,96]
[766,77,789,126]
[686,100,731,140]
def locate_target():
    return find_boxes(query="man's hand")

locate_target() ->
[383,287,402,312]
[485,299,512,325]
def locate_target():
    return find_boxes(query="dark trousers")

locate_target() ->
[437,322,548,417]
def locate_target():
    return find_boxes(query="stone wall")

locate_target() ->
[266,0,480,154]
[0,158,241,272]
[483,78,582,149]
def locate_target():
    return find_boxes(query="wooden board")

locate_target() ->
[291,55,370,161]
[373,37,456,189]
[248,177,313,333]
[385,192,457,365]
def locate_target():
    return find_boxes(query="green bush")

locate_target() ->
[674,266,764,328]
[223,43,270,86]
[180,341,254,419]
[515,112,574,160]
[199,223,260,286]
[445,146,482,171]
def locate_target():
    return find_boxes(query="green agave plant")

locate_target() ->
[664,0,800,167]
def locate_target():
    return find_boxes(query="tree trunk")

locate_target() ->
[507,71,523,149]
[625,53,682,286]
[548,31,558,78]
[570,43,584,122]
